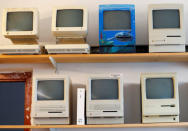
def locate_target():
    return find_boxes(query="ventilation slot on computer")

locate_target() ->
[0,49,37,52]
[93,104,120,110]
[0,49,16,53]
[48,49,87,53]
[73,49,86,51]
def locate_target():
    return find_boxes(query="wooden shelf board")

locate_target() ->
[0,55,50,64]
[52,53,188,63]
[0,123,188,129]
[1,53,188,64]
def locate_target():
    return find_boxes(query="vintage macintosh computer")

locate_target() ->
[148,4,185,52]
[31,75,71,125]
[86,74,124,124]
[1,8,41,54]
[99,4,136,53]
[45,7,90,54]
[141,73,179,123]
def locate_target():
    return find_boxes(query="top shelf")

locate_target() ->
[1,53,188,64]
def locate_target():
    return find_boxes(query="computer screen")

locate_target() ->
[146,78,174,99]
[56,9,83,27]
[37,80,64,100]
[91,79,118,100]
[103,10,131,30]
[6,12,33,31]
[153,9,180,29]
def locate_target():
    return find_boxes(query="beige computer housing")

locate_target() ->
[45,6,90,54]
[86,74,124,124]
[1,8,41,54]
[148,4,185,52]
[51,6,88,44]
[141,73,179,123]
[2,8,39,43]
[31,75,71,125]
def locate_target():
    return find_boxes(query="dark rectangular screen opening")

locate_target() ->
[153,9,180,29]
[37,80,64,100]
[91,79,119,100]
[0,81,25,131]
[56,9,83,27]
[146,78,174,99]
[103,10,131,30]
[6,12,33,31]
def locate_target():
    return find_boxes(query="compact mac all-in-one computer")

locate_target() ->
[1,8,41,54]
[141,73,179,123]
[148,4,185,52]
[45,7,90,54]
[31,75,71,125]
[86,74,124,124]
[99,4,136,53]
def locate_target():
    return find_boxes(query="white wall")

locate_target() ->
[0,0,188,131]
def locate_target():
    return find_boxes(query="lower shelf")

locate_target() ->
[1,123,188,129]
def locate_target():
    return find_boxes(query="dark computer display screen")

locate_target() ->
[37,80,64,100]
[6,12,33,31]
[91,79,119,100]
[0,82,25,131]
[103,10,131,30]
[56,9,83,27]
[153,9,180,29]
[146,78,174,99]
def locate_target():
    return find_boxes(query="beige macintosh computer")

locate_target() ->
[45,6,90,54]
[86,74,124,124]
[31,75,71,125]
[148,4,185,52]
[1,8,41,54]
[141,73,179,123]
